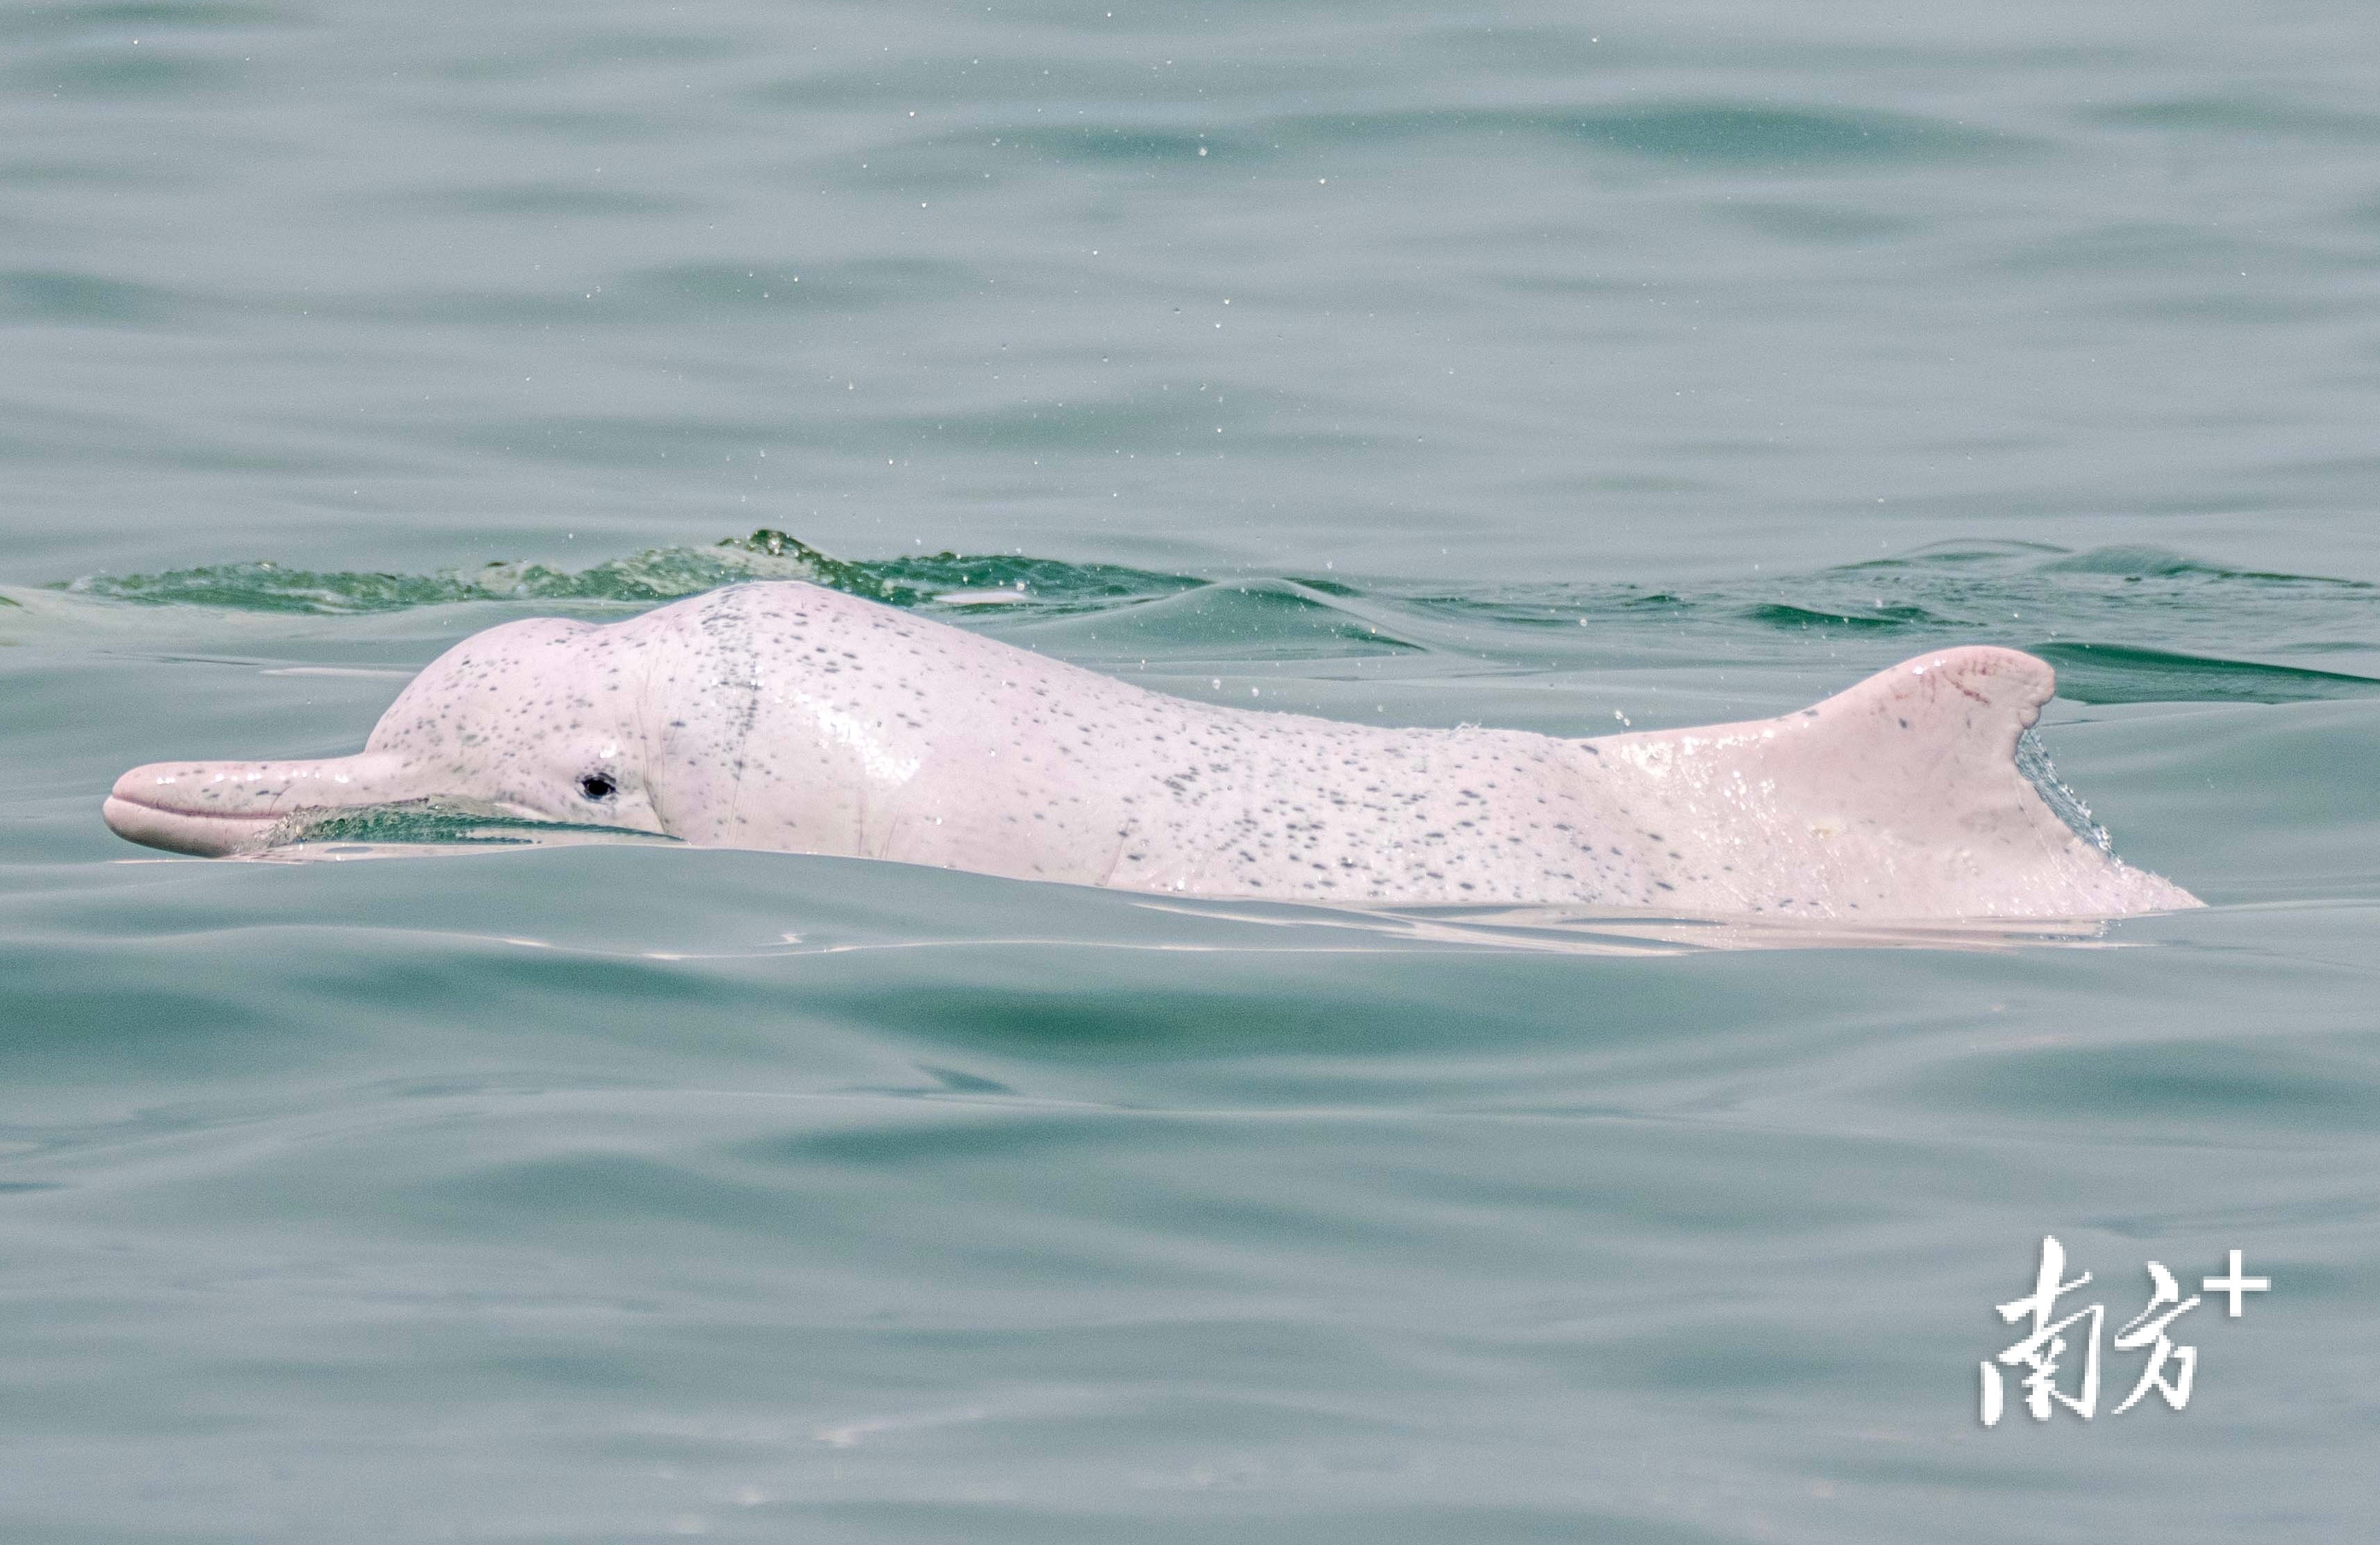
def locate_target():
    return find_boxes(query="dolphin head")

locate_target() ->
[104,616,671,856]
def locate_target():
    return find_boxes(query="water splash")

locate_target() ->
[260,798,682,854]
[2015,728,2111,853]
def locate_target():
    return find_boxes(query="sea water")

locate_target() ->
[3,2,2377,1539]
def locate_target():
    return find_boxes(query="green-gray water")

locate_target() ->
[6,3,2378,1540]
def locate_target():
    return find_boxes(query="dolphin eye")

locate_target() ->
[578,773,617,801]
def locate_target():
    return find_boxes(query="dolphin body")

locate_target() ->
[103,581,2197,918]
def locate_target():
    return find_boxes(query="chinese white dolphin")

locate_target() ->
[103,581,2197,918]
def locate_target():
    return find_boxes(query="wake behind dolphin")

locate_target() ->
[103,581,2198,919]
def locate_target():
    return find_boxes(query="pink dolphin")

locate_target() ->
[103,581,2198,919]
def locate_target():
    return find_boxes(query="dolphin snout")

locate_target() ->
[103,754,408,856]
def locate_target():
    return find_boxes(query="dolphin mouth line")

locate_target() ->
[101,788,320,859]
[103,792,286,822]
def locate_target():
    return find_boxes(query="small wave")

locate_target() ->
[1014,579,1425,661]
[44,533,2380,703]
[52,529,1201,617]
[2033,642,2380,705]
[1739,601,1949,631]
[989,103,2013,171]
[1527,103,2008,166]
[0,268,186,325]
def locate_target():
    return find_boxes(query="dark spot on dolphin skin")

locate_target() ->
[1899,717,1910,728]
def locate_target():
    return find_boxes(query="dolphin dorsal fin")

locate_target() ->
[1786,645,2059,848]
[1592,646,2196,916]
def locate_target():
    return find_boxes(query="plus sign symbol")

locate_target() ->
[2202,1250,2272,1317]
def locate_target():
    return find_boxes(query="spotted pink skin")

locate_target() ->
[104,581,2199,919]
